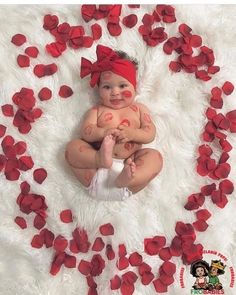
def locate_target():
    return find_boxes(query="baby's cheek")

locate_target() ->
[121,90,133,99]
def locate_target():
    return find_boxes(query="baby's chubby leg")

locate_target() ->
[115,148,163,194]
[65,135,115,169]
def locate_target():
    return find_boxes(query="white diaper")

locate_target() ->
[86,158,132,201]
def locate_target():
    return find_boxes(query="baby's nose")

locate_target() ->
[111,87,120,96]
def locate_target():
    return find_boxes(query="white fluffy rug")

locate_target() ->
[0,4,236,295]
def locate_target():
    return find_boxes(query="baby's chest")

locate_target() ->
[97,110,140,128]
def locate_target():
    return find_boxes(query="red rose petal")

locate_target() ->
[54,235,68,252]
[153,278,168,293]
[59,85,73,98]
[219,179,234,194]
[122,14,138,28]
[91,23,102,40]
[81,5,96,22]
[2,104,14,117]
[45,63,58,76]
[33,64,45,77]
[208,65,220,74]
[92,237,105,251]
[214,163,231,179]
[11,33,26,46]
[190,35,202,48]
[117,256,129,270]
[170,236,182,256]
[119,244,127,257]
[179,23,192,36]
[17,54,30,68]
[33,168,47,184]
[120,282,134,295]
[31,234,44,248]
[159,273,174,286]
[25,46,39,58]
[169,61,181,72]
[60,209,73,223]
[201,183,216,196]
[5,169,20,181]
[69,239,79,254]
[32,108,43,119]
[64,254,76,268]
[222,81,234,95]
[159,247,172,261]
[141,271,154,285]
[87,275,97,288]
[14,141,27,155]
[129,252,143,266]
[14,216,27,229]
[20,181,30,194]
[43,14,59,30]
[38,87,52,101]
[219,152,230,164]
[107,23,122,36]
[50,252,65,276]
[72,227,90,253]
[34,214,46,230]
[99,223,114,236]
[162,261,176,276]
[110,275,121,290]
[42,228,55,248]
[122,271,138,285]
[139,262,152,276]
[90,254,105,276]
[193,220,208,232]
[196,209,212,221]
[195,70,211,81]
[106,244,115,260]
[0,125,7,138]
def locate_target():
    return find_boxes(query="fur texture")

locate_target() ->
[0,5,236,295]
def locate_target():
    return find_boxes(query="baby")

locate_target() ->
[65,44,163,201]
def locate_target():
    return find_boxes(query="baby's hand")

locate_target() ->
[117,125,134,143]
[104,128,120,139]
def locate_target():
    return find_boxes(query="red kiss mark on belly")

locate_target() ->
[120,119,131,127]
[124,142,135,151]
[104,112,113,122]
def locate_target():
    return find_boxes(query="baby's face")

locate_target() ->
[98,71,136,109]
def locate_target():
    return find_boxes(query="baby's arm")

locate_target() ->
[79,108,105,142]
[133,103,156,143]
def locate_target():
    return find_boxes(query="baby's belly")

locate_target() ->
[112,142,142,159]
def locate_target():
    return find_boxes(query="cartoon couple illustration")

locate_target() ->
[190,259,226,290]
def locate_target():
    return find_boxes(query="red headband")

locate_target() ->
[80,44,136,88]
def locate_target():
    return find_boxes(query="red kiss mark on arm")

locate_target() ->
[129,104,139,112]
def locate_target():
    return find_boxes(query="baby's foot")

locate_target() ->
[96,135,115,168]
[115,158,136,188]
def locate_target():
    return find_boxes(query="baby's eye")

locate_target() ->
[103,85,110,90]
[120,84,128,88]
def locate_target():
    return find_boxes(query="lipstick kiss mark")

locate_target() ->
[104,112,113,122]
[124,142,135,151]
[122,90,132,98]
[120,119,130,127]
[130,104,139,112]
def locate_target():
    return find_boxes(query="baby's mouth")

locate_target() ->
[110,98,123,105]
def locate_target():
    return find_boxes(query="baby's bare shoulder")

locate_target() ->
[135,102,150,112]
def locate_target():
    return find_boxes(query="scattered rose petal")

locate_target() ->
[2,104,14,117]
[106,244,115,260]
[11,34,26,46]
[219,179,234,194]
[38,87,52,101]
[78,259,91,275]
[159,247,172,261]
[33,168,47,184]
[122,14,138,28]
[14,216,27,229]
[53,235,68,252]
[92,237,105,251]
[110,275,121,290]
[91,23,102,40]
[31,234,44,248]
[193,220,208,232]
[60,209,73,223]
[153,278,168,293]
[117,256,129,270]
[43,14,59,30]
[34,214,46,230]
[17,54,30,67]
[25,46,39,58]
[59,85,73,98]
[129,252,143,266]
[196,209,211,221]
[222,81,234,95]
[99,223,114,236]
[0,125,7,137]
[64,254,76,268]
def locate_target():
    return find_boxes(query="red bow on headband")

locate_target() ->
[80,44,136,88]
